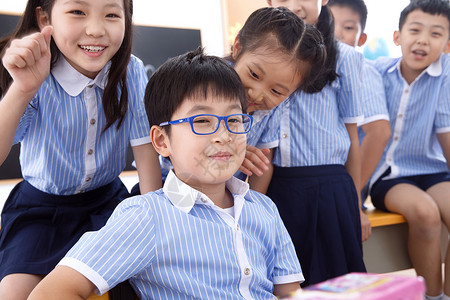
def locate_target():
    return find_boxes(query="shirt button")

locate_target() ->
[87,149,94,155]
[398,114,403,119]
[394,136,399,141]
[387,157,392,162]
[405,89,409,93]
[201,198,207,203]
[90,119,96,125]
[86,177,92,182]
[236,224,240,231]
[244,268,251,275]
[88,84,94,88]
[282,133,288,139]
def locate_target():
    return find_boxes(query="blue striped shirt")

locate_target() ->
[261,42,364,167]
[357,60,389,143]
[370,54,450,184]
[12,55,150,195]
[60,170,303,299]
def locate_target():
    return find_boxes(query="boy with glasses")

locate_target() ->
[29,48,303,299]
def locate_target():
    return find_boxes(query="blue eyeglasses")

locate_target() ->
[159,113,253,135]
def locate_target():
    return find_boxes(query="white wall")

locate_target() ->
[0,0,226,56]
[364,0,410,58]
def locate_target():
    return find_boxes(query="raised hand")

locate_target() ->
[2,26,53,97]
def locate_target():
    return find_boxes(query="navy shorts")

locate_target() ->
[370,170,450,211]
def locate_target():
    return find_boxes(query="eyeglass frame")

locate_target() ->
[159,113,253,135]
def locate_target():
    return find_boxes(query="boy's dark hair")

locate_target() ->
[399,0,450,31]
[328,0,368,32]
[232,7,327,93]
[0,0,134,131]
[145,47,247,133]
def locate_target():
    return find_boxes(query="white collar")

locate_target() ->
[51,55,110,96]
[162,170,250,214]
[388,55,442,77]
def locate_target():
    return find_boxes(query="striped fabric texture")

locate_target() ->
[370,54,450,184]
[60,170,303,299]
[357,61,389,143]
[268,42,364,167]
[13,55,150,195]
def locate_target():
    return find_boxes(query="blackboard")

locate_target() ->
[0,13,202,179]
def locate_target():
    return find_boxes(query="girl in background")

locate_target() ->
[257,0,368,286]
[0,0,161,298]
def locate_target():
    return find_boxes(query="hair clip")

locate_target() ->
[318,43,325,48]
[274,7,287,17]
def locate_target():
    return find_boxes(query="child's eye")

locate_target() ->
[344,26,355,31]
[70,10,85,16]
[227,117,243,124]
[193,117,211,124]
[249,69,259,79]
[106,13,120,18]
[431,32,442,37]
[272,89,282,96]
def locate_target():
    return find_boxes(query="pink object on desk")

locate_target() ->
[284,272,425,299]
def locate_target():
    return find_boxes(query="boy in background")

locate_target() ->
[28,48,303,299]
[368,1,450,299]
[329,0,391,206]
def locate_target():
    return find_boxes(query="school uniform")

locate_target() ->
[0,55,150,279]
[369,54,450,210]
[59,170,303,300]
[253,42,367,286]
[357,60,389,143]
[357,60,389,201]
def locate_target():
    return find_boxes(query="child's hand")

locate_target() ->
[2,26,53,97]
[361,210,372,242]
[239,145,270,177]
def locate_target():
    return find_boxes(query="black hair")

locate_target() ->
[399,0,450,31]
[145,47,247,134]
[0,0,134,131]
[231,7,328,93]
[315,5,339,86]
[328,0,368,32]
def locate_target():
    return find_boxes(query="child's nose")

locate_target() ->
[86,20,106,37]
[213,121,232,143]
[247,89,264,103]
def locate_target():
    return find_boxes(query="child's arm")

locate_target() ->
[344,123,371,242]
[132,143,162,194]
[28,266,95,300]
[360,120,391,189]
[273,282,301,298]
[0,26,52,165]
[248,148,274,194]
[239,145,270,177]
[437,132,450,169]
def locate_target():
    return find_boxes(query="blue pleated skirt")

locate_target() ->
[267,165,366,287]
[0,178,129,279]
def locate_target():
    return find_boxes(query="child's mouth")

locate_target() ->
[210,152,232,161]
[79,45,106,53]
[412,49,426,58]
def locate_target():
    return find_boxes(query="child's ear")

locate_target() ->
[266,0,273,6]
[36,7,50,30]
[445,40,450,54]
[232,37,241,60]
[150,125,171,157]
[393,30,401,46]
[357,33,367,47]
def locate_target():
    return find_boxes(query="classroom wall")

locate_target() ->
[0,0,226,56]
